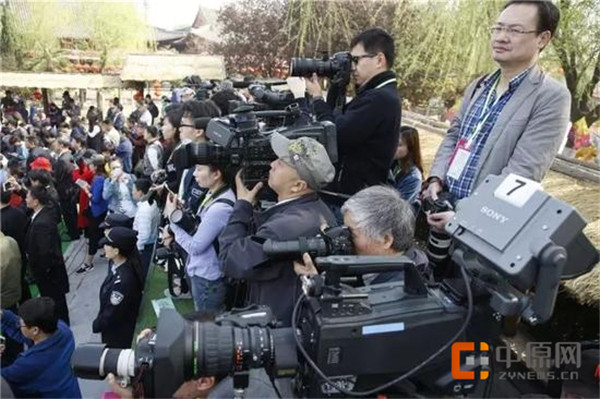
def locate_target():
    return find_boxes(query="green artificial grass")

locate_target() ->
[132,264,194,346]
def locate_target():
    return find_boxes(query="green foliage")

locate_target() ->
[1,0,151,73]
[283,0,398,57]
[394,0,501,106]
[551,0,600,124]
[3,0,63,71]
[73,2,152,71]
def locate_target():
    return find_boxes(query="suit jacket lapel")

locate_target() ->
[476,65,543,177]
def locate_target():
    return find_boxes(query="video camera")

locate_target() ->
[182,75,216,101]
[172,105,338,184]
[72,174,598,398]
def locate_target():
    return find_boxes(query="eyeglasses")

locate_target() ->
[489,25,538,37]
[350,53,377,64]
[179,124,195,128]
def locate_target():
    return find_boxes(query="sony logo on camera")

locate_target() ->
[480,206,509,224]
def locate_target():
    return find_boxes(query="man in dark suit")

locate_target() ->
[25,185,70,324]
[53,137,79,240]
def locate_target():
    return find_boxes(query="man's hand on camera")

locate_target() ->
[427,211,455,233]
[420,178,443,201]
[107,373,134,399]
[294,252,318,277]
[235,170,263,206]
[304,73,324,99]
[136,328,154,343]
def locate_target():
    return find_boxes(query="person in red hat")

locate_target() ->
[29,157,53,172]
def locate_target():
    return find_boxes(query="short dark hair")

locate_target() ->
[503,0,560,37]
[28,169,53,187]
[102,118,113,126]
[183,100,221,119]
[19,297,59,333]
[28,184,52,206]
[134,178,151,195]
[146,125,159,138]
[350,28,395,69]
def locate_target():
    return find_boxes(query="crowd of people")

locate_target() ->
[0,1,574,398]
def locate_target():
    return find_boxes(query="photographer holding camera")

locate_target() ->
[165,162,235,313]
[218,133,337,326]
[293,185,428,284]
[304,28,401,197]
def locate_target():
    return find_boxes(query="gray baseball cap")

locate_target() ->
[270,132,335,190]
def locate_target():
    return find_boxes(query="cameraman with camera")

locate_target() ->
[218,133,337,326]
[293,185,428,284]
[304,28,401,197]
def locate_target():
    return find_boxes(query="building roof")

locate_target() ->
[0,72,122,89]
[120,53,226,81]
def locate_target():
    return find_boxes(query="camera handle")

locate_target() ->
[315,255,428,296]
[232,371,250,399]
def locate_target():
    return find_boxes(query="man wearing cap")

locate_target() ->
[219,133,337,326]
[93,227,143,348]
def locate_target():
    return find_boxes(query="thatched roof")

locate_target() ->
[0,71,122,89]
[120,53,226,82]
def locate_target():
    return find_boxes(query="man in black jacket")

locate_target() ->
[25,185,70,324]
[0,187,30,304]
[219,133,337,326]
[306,28,401,196]
[52,137,79,240]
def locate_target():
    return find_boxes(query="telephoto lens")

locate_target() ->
[71,343,136,380]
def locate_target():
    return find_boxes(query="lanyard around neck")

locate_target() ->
[466,75,501,146]
[375,78,396,89]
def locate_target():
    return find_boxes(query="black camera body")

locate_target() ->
[172,106,338,184]
[297,277,467,397]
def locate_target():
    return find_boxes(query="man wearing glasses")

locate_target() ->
[423,0,570,227]
[0,297,81,398]
[305,28,401,198]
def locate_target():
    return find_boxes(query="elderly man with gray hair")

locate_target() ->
[295,185,427,285]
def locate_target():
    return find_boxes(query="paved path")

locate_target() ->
[64,238,110,398]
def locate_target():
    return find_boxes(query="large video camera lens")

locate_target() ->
[73,309,297,398]
[263,225,353,259]
[172,142,228,171]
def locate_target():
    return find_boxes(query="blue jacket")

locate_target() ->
[90,175,109,217]
[390,163,423,205]
[115,137,133,173]
[0,310,82,398]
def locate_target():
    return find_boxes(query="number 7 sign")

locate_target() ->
[494,173,541,208]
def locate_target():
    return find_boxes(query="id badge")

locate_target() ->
[447,139,472,180]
